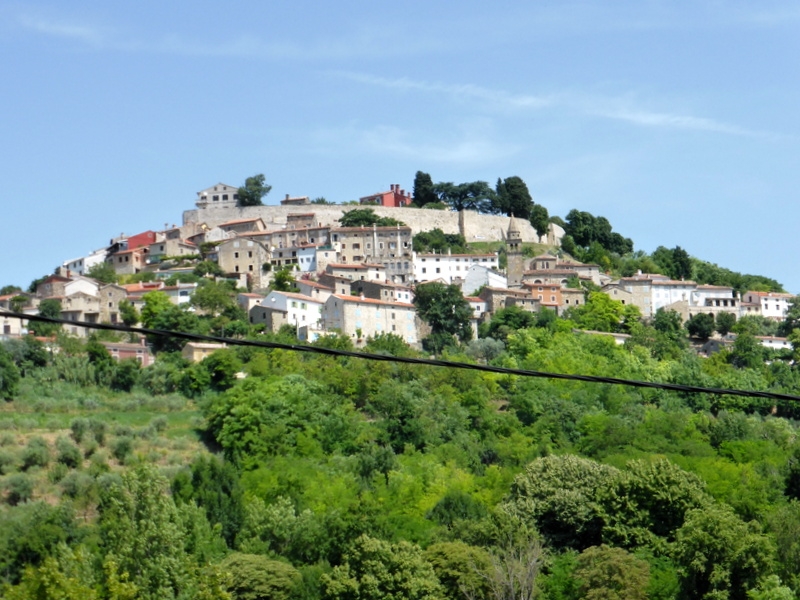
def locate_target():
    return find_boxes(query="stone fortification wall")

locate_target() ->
[183,203,561,245]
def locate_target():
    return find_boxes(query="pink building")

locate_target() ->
[359,184,412,208]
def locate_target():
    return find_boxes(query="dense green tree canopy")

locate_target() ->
[412,282,473,353]
[338,208,405,227]
[237,174,271,207]
[432,181,495,212]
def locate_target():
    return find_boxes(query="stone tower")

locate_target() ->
[506,215,524,288]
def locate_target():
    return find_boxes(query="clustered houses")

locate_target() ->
[6,180,795,356]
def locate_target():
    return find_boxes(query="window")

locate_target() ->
[222,194,228,200]
[213,195,219,201]
[248,251,253,258]
[422,268,427,274]
[234,252,239,258]
[248,265,254,271]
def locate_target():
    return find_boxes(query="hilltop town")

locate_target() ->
[0,178,795,355]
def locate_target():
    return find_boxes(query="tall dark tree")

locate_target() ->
[412,171,438,207]
[493,176,533,219]
[237,174,271,207]
[672,246,693,280]
[413,282,473,353]
[530,204,550,239]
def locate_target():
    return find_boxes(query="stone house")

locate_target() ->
[100,339,155,366]
[219,218,267,236]
[329,225,414,283]
[182,342,226,362]
[213,238,271,289]
[351,280,414,304]
[324,263,387,282]
[99,284,128,324]
[106,247,148,275]
[148,238,198,264]
[321,294,419,346]
[250,291,324,332]
[195,183,239,207]
[295,280,334,303]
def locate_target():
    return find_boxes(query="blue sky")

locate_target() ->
[2,1,799,291]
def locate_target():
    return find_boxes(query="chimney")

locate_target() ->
[285,193,290,200]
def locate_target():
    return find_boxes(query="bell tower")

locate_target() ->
[506,216,523,288]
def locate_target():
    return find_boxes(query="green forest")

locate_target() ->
[4,299,800,599]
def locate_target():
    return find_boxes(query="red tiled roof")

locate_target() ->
[331,294,414,308]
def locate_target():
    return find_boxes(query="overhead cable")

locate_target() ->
[2,310,799,403]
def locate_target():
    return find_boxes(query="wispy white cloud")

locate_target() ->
[589,107,763,136]
[18,15,106,45]
[341,71,779,139]
[15,13,439,61]
[339,73,554,110]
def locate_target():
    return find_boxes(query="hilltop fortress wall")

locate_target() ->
[183,202,562,246]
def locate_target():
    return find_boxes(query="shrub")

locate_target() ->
[0,449,17,474]
[20,436,50,471]
[111,436,134,463]
[48,462,69,483]
[56,436,82,469]
[70,418,89,444]
[4,473,33,505]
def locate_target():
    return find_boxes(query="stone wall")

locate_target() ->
[183,203,563,246]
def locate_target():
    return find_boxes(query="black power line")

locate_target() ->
[2,309,799,403]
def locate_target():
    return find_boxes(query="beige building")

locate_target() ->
[214,238,271,289]
[324,263,387,282]
[330,225,413,282]
[148,238,198,264]
[182,342,226,362]
[99,284,128,324]
[321,294,419,345]
[106,247,147,275]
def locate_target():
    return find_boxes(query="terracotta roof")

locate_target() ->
[331,294,414,308]
[417,253,496,259]
[220,218,264,227]
[327,263,385,270]
[331,225,412,233]
[651,280,697,286]
[297,281,334,290]
[265,291,324,303]
[746,291,794,298]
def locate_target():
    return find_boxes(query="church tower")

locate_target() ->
[506,215,524,288]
